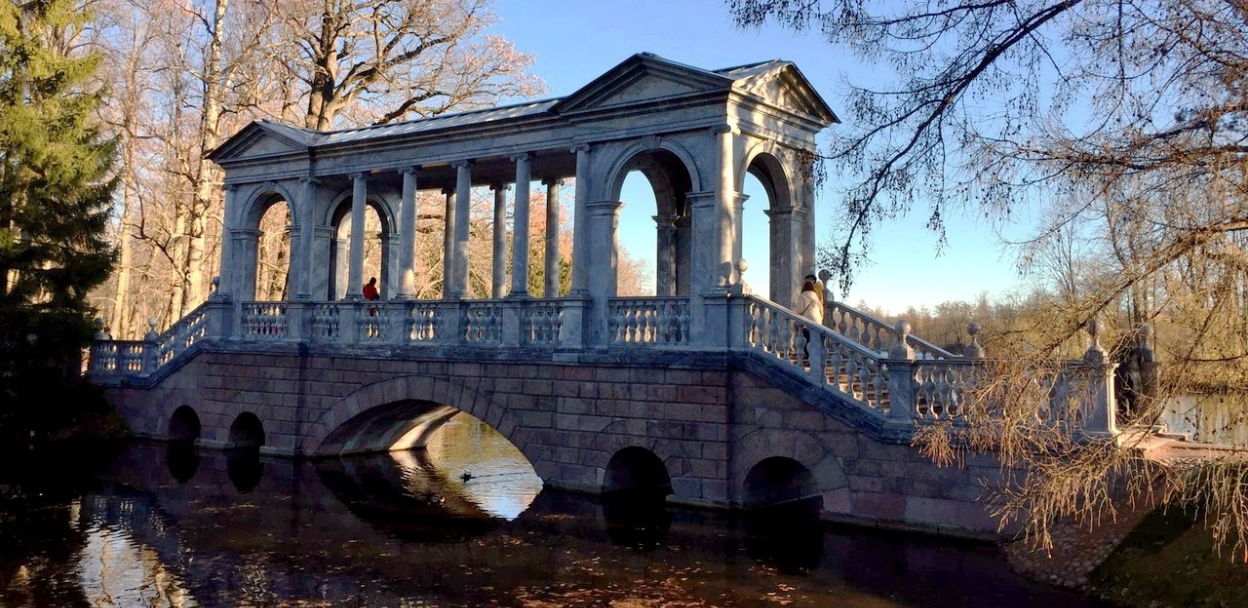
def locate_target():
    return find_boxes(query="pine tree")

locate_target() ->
[0,0,117,441]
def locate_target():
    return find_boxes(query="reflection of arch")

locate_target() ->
[167,405,201,442]
[228,412,265,448]
[302,376,537,469]
[315,452,500,541]
[166,442,199,483]
[604,146,698,296]
[743,456,820,509]
[604,446,672,495]
[326,191,396,300]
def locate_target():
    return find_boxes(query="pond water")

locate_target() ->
[0,415,1103,607]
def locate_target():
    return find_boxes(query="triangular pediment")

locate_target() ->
[207,120,318,163]
[551,53,734,115]
[731,63,839,125]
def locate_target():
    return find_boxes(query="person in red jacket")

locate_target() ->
[363,277,380,315]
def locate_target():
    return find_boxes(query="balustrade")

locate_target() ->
[608,298,690,346]
[463,302,502,344]
[911,360,982,421]
[408,302,443,342]
[84,293,1116,438]
[242,302,289,338]
[826,301,955,360]
[523,300,563,346]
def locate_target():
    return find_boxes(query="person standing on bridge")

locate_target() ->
[363,277,380,316]
[796,278,823,366]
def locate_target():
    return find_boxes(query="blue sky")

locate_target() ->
[491,0,1032,313]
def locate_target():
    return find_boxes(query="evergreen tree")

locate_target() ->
[0,0,117,442]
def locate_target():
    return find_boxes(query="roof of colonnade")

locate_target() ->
[208,53,838,174]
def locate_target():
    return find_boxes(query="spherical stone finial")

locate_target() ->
[148,318,158,331]
[1084,318,1108,364]
[818,269,832,283]
[889,319,915,360]
[211,276,220,290]
[94,317,105,329]
[736,258,749,276]
[966,320,985,359]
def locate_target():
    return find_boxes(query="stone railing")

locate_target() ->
[742,296,891,413]
[156,303,210,366]
[242,302,289,339]
[85,292,1115,436]
[825,300,957,360]
[522,300,563,346]
[608,297,691,346]
[738,295,1116,434]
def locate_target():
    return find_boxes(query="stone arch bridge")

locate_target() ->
[89,54,1120,538]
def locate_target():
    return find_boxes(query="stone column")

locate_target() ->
[543,178,563,298]
[490,182,509,298]
[219,184,240,299]
[232,228,261,301]
[795,166,816,282]
[570,145,591,295]
[347,173,367,300]
[295,178,318,300]
[452,161,472,298]
[674,212,691,296]
[586,199,622,345]
[312,226,334,299]
[398,167,419,299]
[687,192,717,297]
[764,205,797,307]
[732,193,747,264]
[653,214,676,296]
[510,154,531,297]
[713,126,737,287]
[332,238,349,300]
[441,187,455,300]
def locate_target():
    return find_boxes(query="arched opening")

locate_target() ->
[741,171,771,297]
[742,152,794,305]
[167,405,201,442]
[612,149,694,297]
[604,446,672,495]
[328,199,393,300]
[742,456,820,511]
[254,197,293,301]
[742,456,824,572]
[227,412,265,449]
[315,402,542,520]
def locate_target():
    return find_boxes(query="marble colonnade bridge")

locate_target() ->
[88,54,1119,537]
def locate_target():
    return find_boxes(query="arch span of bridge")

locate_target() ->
[90,54,1122,538]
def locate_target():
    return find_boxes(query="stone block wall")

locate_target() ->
[106,345,1007,537]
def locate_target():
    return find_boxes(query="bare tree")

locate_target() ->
[273,0,542,129]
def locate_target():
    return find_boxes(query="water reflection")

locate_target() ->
[744,499,826,574]
[165,443,198,483]
[225,447,262,493]
[0,422,1107,607]
[601,490,671,550]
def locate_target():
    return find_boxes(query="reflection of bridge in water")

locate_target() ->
[50,442,1097,607]
[86,53,1180,540]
